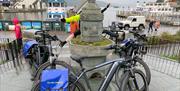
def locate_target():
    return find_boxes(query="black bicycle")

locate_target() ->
[31,55,148,91]
[25,31,77,81]
[102,29,151,85]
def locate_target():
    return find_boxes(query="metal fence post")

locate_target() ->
[8,39,16,68]
[13,40,20,66]
[4,45,10,70]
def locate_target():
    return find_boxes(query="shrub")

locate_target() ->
[160,32,176,42]
[148,36,161,45]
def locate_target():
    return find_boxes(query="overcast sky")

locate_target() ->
[97,0,157,7]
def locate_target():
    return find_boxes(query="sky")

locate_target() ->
[97,0,157,7]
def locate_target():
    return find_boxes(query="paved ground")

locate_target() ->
[1,43,180,91]
[0,31,180,91]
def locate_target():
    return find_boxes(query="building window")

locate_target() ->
[49,3,52,7]
[162,8,164,11]
[158,3,161,6]
[165,8,168,11]
[169,9,172,11]
[61,3,64,7]
[155,3,157,6]
[53,3,60,7]
[53,15,61,19]
[49,15,52,18]
[158,9,161,11]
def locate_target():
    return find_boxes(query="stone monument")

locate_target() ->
[70,0,113,77]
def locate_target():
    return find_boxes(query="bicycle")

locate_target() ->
[32,55,148,91]
[23,30,77,81]
[102,29,151,85]
[30,31,85,91]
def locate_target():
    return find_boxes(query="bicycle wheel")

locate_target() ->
[120,69,148,91]
[134,57,151,85]
[33,60,77,81]
[31,75,85,91]
[69,75,86,91]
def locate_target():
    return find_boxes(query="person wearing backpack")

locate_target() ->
[60,3,110,47]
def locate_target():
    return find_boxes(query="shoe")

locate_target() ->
[60,41,66,47]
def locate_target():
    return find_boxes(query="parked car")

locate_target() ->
[118,16,146,30]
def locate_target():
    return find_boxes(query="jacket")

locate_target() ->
[13,18,22,39]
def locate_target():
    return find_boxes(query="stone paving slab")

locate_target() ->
[0,58,180,91]
[1,31,180,91]
[0,63,32,91]
[0,44,180,91]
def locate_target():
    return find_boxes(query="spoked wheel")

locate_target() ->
[133,57,151,85]
[33,60,77,81]
[31,75,85,91]
[120,69,148,91]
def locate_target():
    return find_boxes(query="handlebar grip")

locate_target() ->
[140,35,148,42]
[51,35,59,41]
[35,31,43,35]
[129,31,147,42]
[102,30,119,38]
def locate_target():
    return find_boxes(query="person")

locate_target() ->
[148,20,154,33]
[154,20,160,31]
[13,17,22,52]
[60,3,110,47]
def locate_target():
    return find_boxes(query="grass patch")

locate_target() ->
[161,55,180,62]
[0,60,5,65]
[148,31,180,45]
[71,36,112,46]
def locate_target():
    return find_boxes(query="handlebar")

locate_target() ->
[129,31,147,42]
[102,30,119,38]
[35,30,59,41]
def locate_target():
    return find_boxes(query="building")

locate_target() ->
[136,1,177,13]
[47,0,67,20]
[13,0,46,9]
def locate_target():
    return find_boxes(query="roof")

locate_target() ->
[47,0,65,3]
[129,16,145,18]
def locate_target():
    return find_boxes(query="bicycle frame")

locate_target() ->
[32,39,61,79]
[73,58,126,91]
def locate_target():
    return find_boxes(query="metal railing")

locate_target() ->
[0,38,22,74]
[0,20,66,31]
[116,11,180,26]
[143,38,180,79]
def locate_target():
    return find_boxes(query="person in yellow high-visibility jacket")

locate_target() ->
[60,3,110,47]
[64,14,80,23]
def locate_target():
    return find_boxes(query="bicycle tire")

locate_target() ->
[33,60,77,81]
[134,57,151,85]
[115,57,151,87]
[31,75,85,91]
[120,69,148,91]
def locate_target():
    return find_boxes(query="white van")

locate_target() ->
[118,16,146,30]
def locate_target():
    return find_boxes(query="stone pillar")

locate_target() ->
[70,0,113,79]
[80,0,103,42]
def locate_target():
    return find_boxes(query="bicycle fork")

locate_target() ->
[129,69,140,90]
